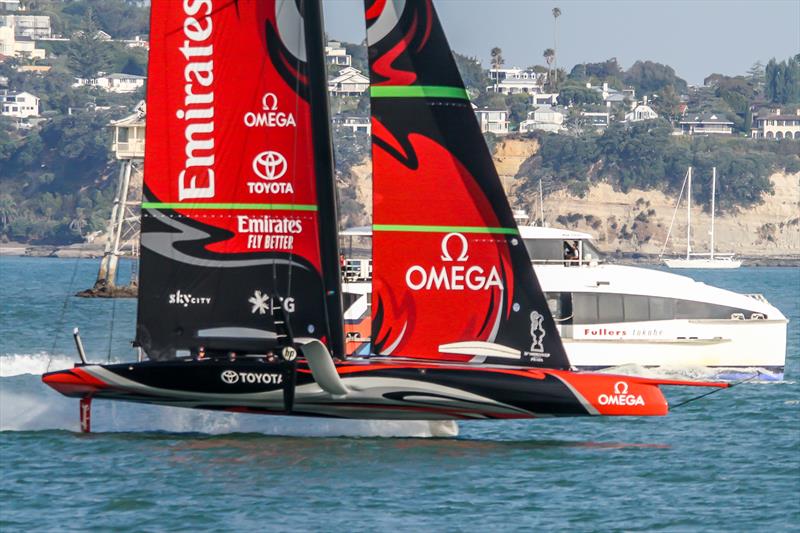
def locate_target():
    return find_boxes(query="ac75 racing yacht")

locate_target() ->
[341,224,787,379]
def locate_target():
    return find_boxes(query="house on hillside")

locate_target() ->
[581,111,611,129]
[325,41,351,68]
[74,73,146,93]
[1,89,39,118]
[751,108,800,140]
[0,0,21,12]
[0,16,45,59]
[531,92,558,106]
[328,67,369,96]
[518,106,565,133]
[474,106,509,135]
[586,82,635,108]
[332,114,371,134]
[624,97,658,122]
[678,112,734,135]
[12,15,51,39]
[488,67,543,94]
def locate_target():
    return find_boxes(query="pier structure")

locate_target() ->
[78,102,145,298]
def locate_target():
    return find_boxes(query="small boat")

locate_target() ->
[43,0,725,432]
[662,167,742,269]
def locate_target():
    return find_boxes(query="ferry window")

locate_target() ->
[624,295,649,321]
[675,300,750,320]
[598,293,624,323]
[545,292,573,322]
[524,239,563,262]
[649,297,675,320]
[572,293,598,324]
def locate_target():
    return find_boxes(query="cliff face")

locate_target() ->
[339,138,800,257]
[496,140,800,257]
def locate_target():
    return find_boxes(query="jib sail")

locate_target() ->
[137,0,343,360]
[365,0,570,369]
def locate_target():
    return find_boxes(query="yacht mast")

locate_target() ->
[538,178,545,226]
[686,166,692,259]
[710,167,716,260]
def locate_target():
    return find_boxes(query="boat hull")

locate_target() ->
[41,359,724,421]
[663,258,742,269]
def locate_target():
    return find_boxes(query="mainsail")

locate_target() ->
[365,0,570,369]
[137,0,343,359]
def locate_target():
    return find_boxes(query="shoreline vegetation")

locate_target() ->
[1,1,798,253]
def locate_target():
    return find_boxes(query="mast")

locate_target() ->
[538,178,545,226]
[710,166,716,260]
[303,0,345,358]
[686,166,692,260]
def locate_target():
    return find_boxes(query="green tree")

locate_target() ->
[624,60,688,95]
[490,47,504,92]
[67,11,112,78]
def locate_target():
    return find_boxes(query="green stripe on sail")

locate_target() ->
[370,85,469,100]
[142,202,318,211]
[373,224,518,235]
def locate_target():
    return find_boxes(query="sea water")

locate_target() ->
[1,257,798,531]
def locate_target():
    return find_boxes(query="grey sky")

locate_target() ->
[323,0,800,85]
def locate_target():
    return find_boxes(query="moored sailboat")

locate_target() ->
[43,0,726,432]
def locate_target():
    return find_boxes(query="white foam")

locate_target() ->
[0,353,77,377]
[0,370,459,437]
[594,364,784,383]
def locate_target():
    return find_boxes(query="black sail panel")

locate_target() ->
[137,0,343,359]
[365,0,571,369]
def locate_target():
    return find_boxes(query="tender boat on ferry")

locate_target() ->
[341,225,787,378]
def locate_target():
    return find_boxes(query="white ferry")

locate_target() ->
[340,225,787,379]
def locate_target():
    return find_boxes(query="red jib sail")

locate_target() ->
[365,0,570,369]
[137,0,343,359]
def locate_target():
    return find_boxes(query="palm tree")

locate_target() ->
[552,7,561,87]
[543,48,555,90]
[490,46,504,92]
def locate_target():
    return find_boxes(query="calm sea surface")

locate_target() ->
[1,257,798,531]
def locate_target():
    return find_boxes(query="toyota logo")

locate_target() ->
[221,370,239,384]
[613,381,629,394]
[252,150,287,181]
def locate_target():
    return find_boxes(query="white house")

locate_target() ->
[624,97,658,122]
[586,82,634,108]
[325,41,351,68]
[679,112,734,135]
[328,67,369,96]
[488,67,544,95]
[474,106,509,135]
[332,114,371,135]
[519,106,565,133]
[74,73,147,93]
[0,16,45,59]
[581,111,611,129]
[12,14,51,39]
[0,0,21,12]
[0,89,39,118]
[751,108,800,140]
[531,92,558,106]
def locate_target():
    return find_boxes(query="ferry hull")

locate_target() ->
[42,359,725,422]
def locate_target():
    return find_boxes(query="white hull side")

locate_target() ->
[563,319,786,370]
[664,258,742,269]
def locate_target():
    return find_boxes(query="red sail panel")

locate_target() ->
[366,0,570,369]
[138,0,342,359]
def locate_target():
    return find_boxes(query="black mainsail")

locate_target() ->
[137,0,344,360]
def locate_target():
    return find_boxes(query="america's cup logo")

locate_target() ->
[252,151,288,181]
[529,311,546,353]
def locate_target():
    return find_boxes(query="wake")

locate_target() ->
[0,354,457,437]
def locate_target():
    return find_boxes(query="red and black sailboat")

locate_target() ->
[43,0,724,432]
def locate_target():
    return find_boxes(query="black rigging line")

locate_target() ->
[670,372,761,410]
